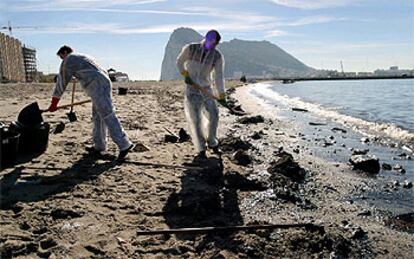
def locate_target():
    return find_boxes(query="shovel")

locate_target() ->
[188,80,246,115]
[53,81,89,134]
[67,80,78,123]
[18,81,91,127]
[17,99,91,126]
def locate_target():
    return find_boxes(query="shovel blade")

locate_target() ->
[67,111,77,122]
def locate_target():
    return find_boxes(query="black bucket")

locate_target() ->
[17,102,44,127]
[118,87,128,95]
[0,125,20,168]
[10,121,50,155]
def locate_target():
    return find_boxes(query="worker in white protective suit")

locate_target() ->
[47,45,134,161]
[176,30,227,159]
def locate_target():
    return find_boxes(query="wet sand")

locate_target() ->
[0,81,413,258]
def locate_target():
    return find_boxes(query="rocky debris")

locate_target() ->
[224,171,268,191]
[0,240,38,258]
[228,105,247,116]
[352,149,369,155]
[178,128,191,142]
[351,227,367,239]
[19,222,31,231]
[402,180,413,189]
[251,130,264,140]
[40,238,57,250]
[53,121,66,134]
[245,171,272,190]
[402,145,413,153]
[231,150,252,166]
[287,230,359,258]
[267,151,306,182]
[164,134,179,143]
[309,122,327,126]
[382,163,392,170]
[360,137,370,143]
[322,141,335,147]
[396,152,411,160]
[225,97,247,116]
[85,244,106,256]
[237,115,264,124]
[357,210,372,217]
[164,128,191,143]
[331,127,347,133]
[226,88,236,95]
[393,164,406,173]
[392,180,400,187]
[37,251,53,258]
[51,208,84,220]
[219,136,252,153]
[349,155,380,174]
[32,227,48,235]
[385,213,414,233]
[292,107,308,112]
[165,189,222,219]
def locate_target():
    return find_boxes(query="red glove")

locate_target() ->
[48,97,60,112]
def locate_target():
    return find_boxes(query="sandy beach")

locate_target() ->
[1,81,413,258]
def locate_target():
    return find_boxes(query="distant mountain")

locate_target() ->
[160,28,203,81]
[160,28,314,80]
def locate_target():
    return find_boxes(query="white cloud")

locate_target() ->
[282,16,348,26]
[23,22,269,34]
[180,6,276,23]
[6,1,351,37]
[265,30,288,38]
[6,0,166,11]
[14,7,206,16]
[268,0,359,9]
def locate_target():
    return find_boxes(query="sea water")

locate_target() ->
[249,79,414,212]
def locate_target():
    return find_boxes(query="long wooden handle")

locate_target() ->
[136,223,323,236]
[124,160,204,170]
[70,81,76,111]
[190,81,218,100]
[57,99,92,110]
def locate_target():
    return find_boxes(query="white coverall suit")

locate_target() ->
[52,53,132,151]
[176,42,225,152]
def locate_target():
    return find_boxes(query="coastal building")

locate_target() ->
[0,32,37,83]
[22,45,37,82]
[357,72,374,77]
[344,72,357,77]
[374,68,414,77]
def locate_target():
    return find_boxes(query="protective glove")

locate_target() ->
[217,93,228,107]
[48,97,60,112]
[181,70,194,85]
[184,76,194,85]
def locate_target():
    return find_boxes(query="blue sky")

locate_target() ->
[2,0,413,80]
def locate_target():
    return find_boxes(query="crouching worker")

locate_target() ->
[176,30,227,159]
[48,45,134,161]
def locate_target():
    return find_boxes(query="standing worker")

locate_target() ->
[176,30,227,159]
[47,45,134,161]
